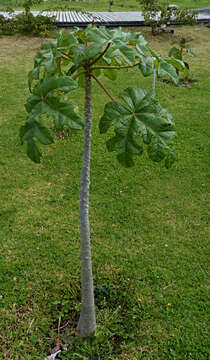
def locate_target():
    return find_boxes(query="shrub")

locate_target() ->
[0,11,55,36]
[139,0,197,35]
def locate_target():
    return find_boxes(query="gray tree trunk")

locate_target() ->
[108,0,112,12]
[152,65,156,97]
[77,73,96,338]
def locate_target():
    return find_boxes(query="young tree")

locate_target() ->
[138,0,196,35]
[20,26,178,338]
[108,0,113,12]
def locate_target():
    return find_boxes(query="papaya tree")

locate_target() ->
[20,25,178,338]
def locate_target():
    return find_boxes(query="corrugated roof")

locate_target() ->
[0,9,209,27]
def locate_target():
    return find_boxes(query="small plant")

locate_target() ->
[0,11,55,36]
[108,0,114,11]
[20,25,179,339]
[0,14,15,35]
[141,0,175,35]
[0,0,55,36]
[139,0,197,35]
[169,38,196,79]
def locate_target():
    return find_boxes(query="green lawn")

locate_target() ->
[0,0,209,12]
[0,26,210,359]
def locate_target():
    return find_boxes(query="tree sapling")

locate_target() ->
[20,25,178,338]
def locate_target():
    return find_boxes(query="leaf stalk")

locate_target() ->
[89,43,111,67]
[91,62,139,71]
[91,73,116,102]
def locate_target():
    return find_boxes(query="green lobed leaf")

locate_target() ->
[109,46,136,66]
[25,77,80,126]
[168,46,181,59]
[147,137,166,162]
[106,134,143,167]
[165,57,185,71]
[29,45,63,89]
[28,69,39,93]
[99,102,130,134]
[157,59,179,85]
[86,25,112,44]
[142,129,153,144]
[26,97,83,131]
[135,36,148,57]
[27,76,82,130]
[100,87,176,167]
[20,121,53,145]
[139,56,154,77]
[85,42,104,59]
[86,26,133,47]
[22,75,82,162]
[165,57,189,77]
[57,30,78,50]
[26,138,42,164]
[35,49,57,74]
[33,76,78,98]
[86,25,148,66]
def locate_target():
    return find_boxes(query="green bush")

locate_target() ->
[0,11,55,36]
[139,0,197,35]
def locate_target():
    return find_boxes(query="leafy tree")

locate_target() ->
[20,25,178,338]
[138,0,196,35]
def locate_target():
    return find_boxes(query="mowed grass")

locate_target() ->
[0,26,209,359]
[0,0,210,12]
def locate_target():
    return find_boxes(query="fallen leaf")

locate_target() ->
[45,350,61,360]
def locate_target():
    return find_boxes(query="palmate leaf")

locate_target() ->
[57,30,78,50]
[20,121,53,145]
[26,76,82,129]
[86,25,112,44]
[168,46,181,59]
[165,57,189,77]
[86,25,148,67]
[157,59,179,85]
[139,56,154,77]
[71,41,104,65]
[86,26,132,46]
[135,36,148,57]
[33,76,78,98]
[27,139,42,164]
[109,46,137,66]
[100,87,176,167]
[21,76,82,163]
[28,46,62,91]
[148,47,180,85]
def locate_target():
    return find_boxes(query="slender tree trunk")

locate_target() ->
[152,65,156,97]
[108,0,112,12]
[77,72,96,338]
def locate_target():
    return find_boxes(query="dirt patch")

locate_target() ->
[0,35,45,63]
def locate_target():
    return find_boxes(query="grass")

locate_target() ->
[0,0,210,12]
[0,25,210,359]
